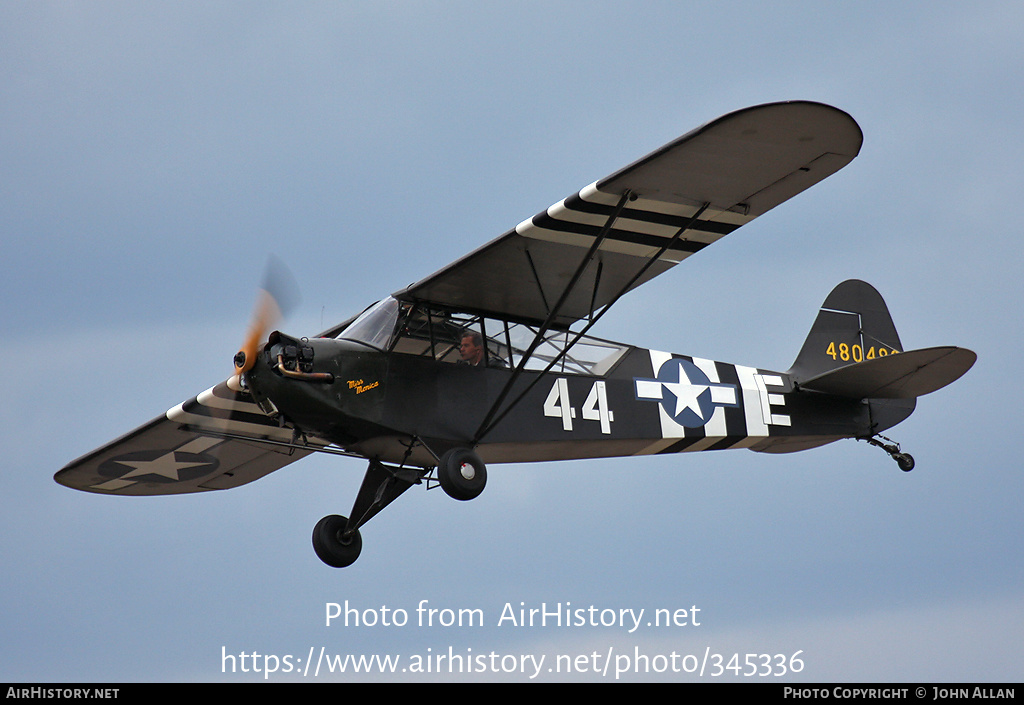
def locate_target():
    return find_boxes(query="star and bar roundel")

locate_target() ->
[632,351,791,442]
[634,356,738,428]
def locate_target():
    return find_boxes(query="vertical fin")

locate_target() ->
[788,280,902,382]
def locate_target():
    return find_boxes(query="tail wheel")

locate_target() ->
[437,448,487,501]
[312,515,362,568]
[861,434,916,473]
[896,453,915,472]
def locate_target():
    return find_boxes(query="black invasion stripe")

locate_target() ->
[715,363,748,439]
[531,212,709,255]
[657,436,706,454]
[564,193,739,236]
[181,398,279,428]
[707,437,743,451]
[208,384,250,403]
[205,385,270,415]
[659,435,752,454]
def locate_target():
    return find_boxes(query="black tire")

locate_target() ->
[312,514,362,567]
[896,453,915,472]
[437,448,487,501]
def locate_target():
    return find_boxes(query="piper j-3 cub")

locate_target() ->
[57,101,975,568]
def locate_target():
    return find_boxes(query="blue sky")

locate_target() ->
[2,1,1021,682]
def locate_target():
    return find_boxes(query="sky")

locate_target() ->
[2,1,1022,683]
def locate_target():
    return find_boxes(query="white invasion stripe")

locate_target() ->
[524,220,733,247]
[736,365,769,437]
[515,217,534,235]
[633,438,679,455]
[692,357,720,382]
[680,436,723,452]
[648,351,685,438]
[166,402,297,443]
[692,357,729,437]
[518,223,689,261]
[517,214,731,262]
[578,181,609,204]
[525,201,731,243]
[91,478,136,491]
[177,436,223,454]
[649,350,673,372]
[723,436,761,449]
[197,385,266,416]
[513,183,747,259]
[547,199,691,239]
[581,182,752,226]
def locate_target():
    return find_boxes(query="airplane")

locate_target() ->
[56,101,976,568]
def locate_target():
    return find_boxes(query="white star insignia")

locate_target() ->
[114,452,211,481]
[661,378,709,420]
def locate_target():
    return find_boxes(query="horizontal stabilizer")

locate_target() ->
[798,346,976,399]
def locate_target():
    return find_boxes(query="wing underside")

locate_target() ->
[396,101,863,326]
[55,381,328,496]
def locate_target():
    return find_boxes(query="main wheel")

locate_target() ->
[312,514,362,567]
[437,448,487,501]
[896,453,915,472]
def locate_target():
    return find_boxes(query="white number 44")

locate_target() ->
[544,378,614,434]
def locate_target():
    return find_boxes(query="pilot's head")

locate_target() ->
[459,331,484,366]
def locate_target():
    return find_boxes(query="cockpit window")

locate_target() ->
[387,302,628,375]
[338,297,400,350]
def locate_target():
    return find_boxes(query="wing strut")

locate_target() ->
[472,200,711,443]
[471,190,634,441]
[523,248,552,317]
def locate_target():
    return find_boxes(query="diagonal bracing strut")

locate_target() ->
[473,200,711,443]
[471,190,634,442]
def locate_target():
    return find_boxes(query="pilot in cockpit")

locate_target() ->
[458,331,506,368]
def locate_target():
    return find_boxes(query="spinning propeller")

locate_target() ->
[233,256,300,376]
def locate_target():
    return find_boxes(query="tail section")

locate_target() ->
[789,279,903,382]
[766,280,976,465]
[787,279,975,439]
[789,279,975,398]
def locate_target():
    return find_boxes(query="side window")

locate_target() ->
[387,303,625,374]
[389,307,509,367]
[455,320,508,368]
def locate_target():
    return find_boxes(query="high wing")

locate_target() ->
[57,101,863,496]
[395,101,863,327]
[55,380,330,496]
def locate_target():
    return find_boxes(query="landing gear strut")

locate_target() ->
[313,459,427,568]
[862,434,915,472]
[312,447,488,567]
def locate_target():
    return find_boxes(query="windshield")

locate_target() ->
[338,297,400,350]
